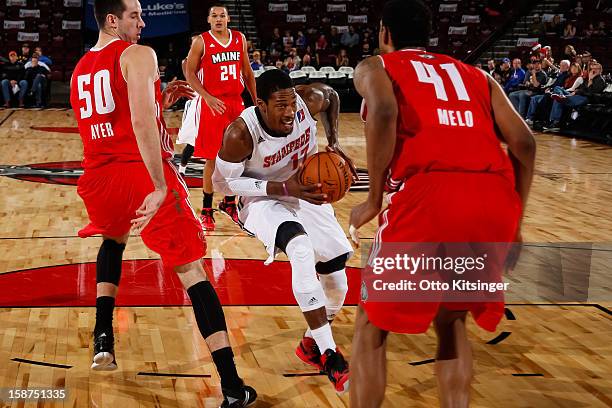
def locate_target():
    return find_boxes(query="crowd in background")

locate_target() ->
[0,43,53,108]
[480,42,608,131]
[250,24,377,73]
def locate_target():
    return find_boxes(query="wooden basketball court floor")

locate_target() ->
[0,108,610,407]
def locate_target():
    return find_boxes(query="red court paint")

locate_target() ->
[0,259,362,307]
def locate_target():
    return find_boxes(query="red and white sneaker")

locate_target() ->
[321,348,349,394]
[218,200,240,226]
[200,209,215,231]
[295,336,323,370]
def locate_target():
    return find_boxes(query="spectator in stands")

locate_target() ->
[564,45,577,61]
[580,52,593,77]
[329,27,342,52]
[302,53,313,68]
[499,57,511,84]
[24,55,49,108]
[583,23,595,38]
[33,47,52,67]
[545,63,606,131]
[362,31,374,50]
[316,34,328,52]
[274,59,289,74]
[525,60,571,126]
[552,62,584,96]
[284,56,298,72]
[1,51,27,108]
[17,43,31,64]
[283,30,294,52]
[25,52,51,72]
[487,59,496,75]
[546,15,563,36]
[251,51,263,71]
[562,22,576,39]
[340,25,360,50]
[260,50,269,66]
[573,1,584,16]
[360,42,373,61]
[336,49,350,68]
[504,58,526,94]
[542,57,559,77]
[289,48,301,68]
[529,14,546,36]
[509,59,548,118]
[269,27,283,59]
[295,31,307,49]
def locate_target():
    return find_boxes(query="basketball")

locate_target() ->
[299,151,353,203]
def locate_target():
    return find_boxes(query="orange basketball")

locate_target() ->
[299,151,352,203]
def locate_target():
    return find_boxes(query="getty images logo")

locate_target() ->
[143,2,186,11]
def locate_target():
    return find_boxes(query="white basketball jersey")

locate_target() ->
[240,94,318,182]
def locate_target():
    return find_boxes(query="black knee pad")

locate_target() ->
[275,221,306,254]
[96,239,126,285]
[316,252,350,274]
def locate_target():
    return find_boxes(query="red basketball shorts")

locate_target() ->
[194,95,244,159]
[77,160,206,267]
[361,172,521,334]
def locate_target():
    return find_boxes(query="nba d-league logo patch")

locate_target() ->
[296,109,305,123]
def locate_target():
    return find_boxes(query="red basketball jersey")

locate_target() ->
[365,49,514,190]
[199,29,245,97]
[70,39,173,169]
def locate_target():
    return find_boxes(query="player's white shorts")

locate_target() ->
[176,96,201,146]
[238,197,353,265]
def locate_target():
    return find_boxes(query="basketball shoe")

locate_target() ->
[321,348,349,394]
[218,199,239,226]
[295,336,323,370]
[220,382,257,407]
[91,330,117,371]
[200,208,215,231]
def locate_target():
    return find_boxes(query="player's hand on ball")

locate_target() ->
[162,80,196,109]
[203,94,227,116]
[285,167,327,205]
[348,201,381,248]
[326,145,359,181]
[131,188,167,234]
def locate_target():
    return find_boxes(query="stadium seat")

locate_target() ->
[319,66,336,75]
[264,65,277,71]
[338,67,354,75]
[307,71,327,83]
[328,71,347,88]
[301,66,316,75]
[289,70,308,85]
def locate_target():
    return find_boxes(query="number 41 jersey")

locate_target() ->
[372,49,514,190]
[69,39,173,170]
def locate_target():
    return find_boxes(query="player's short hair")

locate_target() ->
[94,0,127,29]
[257,69,294,102]
[381,0,431,49]
[208,4,228,15]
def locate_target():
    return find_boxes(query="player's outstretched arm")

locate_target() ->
[348,56,398,240]
[214,120,326,204]
[296,83,358,179]
[121,45,166,233]
[488,74,536,217]
[186,35,226,115]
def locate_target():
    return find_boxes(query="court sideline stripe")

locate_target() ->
[0,111,15,127]
[12,357,72,369]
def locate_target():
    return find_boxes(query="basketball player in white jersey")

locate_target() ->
[213,69,356,393]
[177,34,201,175]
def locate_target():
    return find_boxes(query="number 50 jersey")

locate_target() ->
[69,39,173,170]
[365,49,514,190]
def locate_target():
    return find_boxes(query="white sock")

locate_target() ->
[178,164,187,174]
[310,323,336,353]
